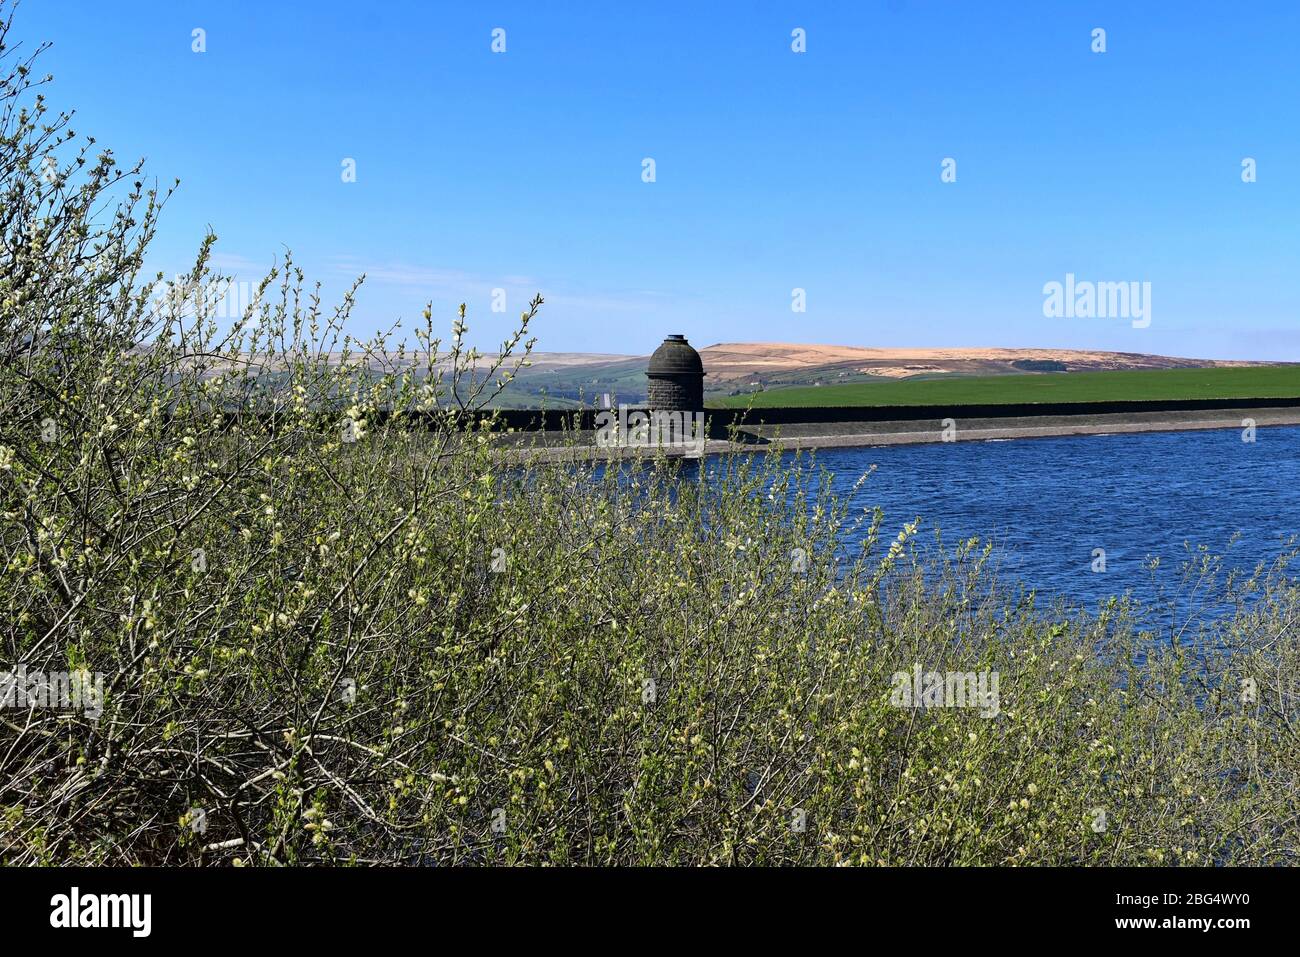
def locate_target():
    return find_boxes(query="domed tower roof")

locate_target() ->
[647,334,704,376]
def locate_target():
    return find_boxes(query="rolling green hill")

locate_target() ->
[711,365,1300,408]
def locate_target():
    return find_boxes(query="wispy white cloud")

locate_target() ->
[208,252,275,275]
[325,256,685,316]
[325,256,524,295]
[545,290,677,314]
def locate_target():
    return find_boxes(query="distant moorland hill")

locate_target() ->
[477,343,1283,408]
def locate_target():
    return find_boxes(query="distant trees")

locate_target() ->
[1011,359,1069,372]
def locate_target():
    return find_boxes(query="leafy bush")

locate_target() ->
[2,3,1298,865]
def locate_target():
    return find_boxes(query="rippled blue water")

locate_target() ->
[807,424,1300,610]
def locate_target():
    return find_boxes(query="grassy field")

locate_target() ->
[712,365,1300,408]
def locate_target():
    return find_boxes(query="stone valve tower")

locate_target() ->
[645,334,705,412]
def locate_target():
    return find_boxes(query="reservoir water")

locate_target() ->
[808,423,1300,610]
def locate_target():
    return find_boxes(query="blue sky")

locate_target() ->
[20,1,1300,358]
